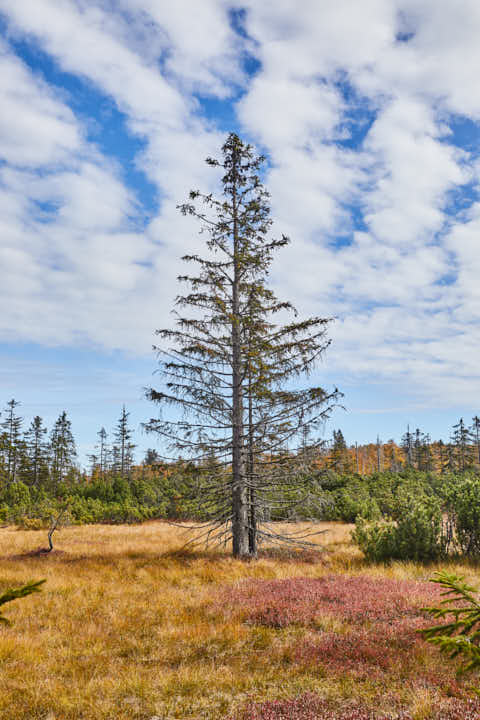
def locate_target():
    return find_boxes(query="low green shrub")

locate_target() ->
[324,483,381,522]
[17,517,45,531]
[448,477,480,556]
[353,494,448,562]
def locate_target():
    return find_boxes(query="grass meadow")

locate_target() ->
[2,521,480,720]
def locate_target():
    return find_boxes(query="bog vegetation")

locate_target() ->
[2,521,480,720]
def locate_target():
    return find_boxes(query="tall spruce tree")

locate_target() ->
[96,427,109,478]
[1,399,23,484]
[87,452,100,478]
[23,416,48,486]
[145,133,340,558]
[451,418,473,472]
[114,406,135,479]
[144,448,161,466]
[110,443,121,476]
[330,430,349,473]
[412,427,432,471]
[471,416,480,466]
[49,411,77,486]
[401,425,414,467]
[236,278,339,553]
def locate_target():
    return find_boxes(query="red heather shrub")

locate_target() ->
[436,698,480,718]
[295,616,429,675]
[231,694,403,720]
[296,629,393,674]
[296,618,426,673]
[222,575,441,628]
[232,694,480,720]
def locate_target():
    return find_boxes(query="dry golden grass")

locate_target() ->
[1,520,480,720]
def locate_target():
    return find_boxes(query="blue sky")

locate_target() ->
[2,1,480,466]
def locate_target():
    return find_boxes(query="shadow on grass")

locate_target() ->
[161,547,230,562]
[9,548,67,560]
[6,546,228,567]
[11,535,441,571]
[161,545,330,565]
[6,545,329,569]
[256,546,323,564]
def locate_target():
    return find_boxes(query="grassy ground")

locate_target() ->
[1,521,480,720]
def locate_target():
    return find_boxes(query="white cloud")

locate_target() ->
[362,96,468,244]
[241,0,395,73]
[1,0,480,411]
[0,39,157,347]
[0,41,81,166]
[233,0,480,406]
[120,0,247,97]
[0,1,233,352]
[0,0,186,131]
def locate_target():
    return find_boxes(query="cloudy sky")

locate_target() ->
[1,0,480,464]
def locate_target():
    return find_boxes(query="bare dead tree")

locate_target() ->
[45,505,69,553]
[145,133,340,558]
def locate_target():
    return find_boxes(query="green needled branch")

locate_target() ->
[0,579,45,625]
[420,571,480,679]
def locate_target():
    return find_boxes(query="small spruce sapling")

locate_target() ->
[0,579,45,625]
[420,571,480,679]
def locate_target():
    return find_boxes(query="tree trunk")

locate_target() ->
[248,360,257,556]
[231,146,249,558]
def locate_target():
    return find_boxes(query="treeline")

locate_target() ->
[0,398,151,526]
[0,397,224,525]
[4,395,480,537]
[0,399,137,487]
[5,394,478,486]
[325,418,480,475]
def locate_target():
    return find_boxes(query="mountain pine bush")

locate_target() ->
[353,493,448,561]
